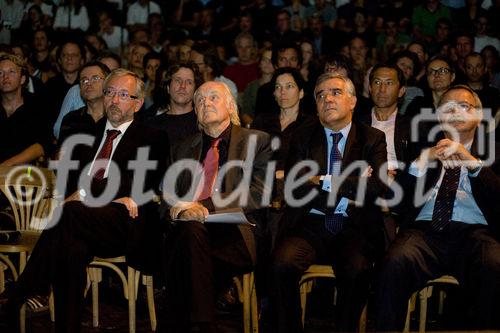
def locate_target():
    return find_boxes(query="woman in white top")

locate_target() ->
[53,0,89,32]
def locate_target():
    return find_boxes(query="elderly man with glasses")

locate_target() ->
[375,85,500,331]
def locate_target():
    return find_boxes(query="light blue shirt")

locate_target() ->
[409,143,487,226]
[310,123,351,217]
[53,84,85,139]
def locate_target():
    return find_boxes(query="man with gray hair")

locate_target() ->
[1,69,169,332]
[269,73,388,332]
[223,32,260,93]
[160,81,272,333]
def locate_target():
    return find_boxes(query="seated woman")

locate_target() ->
[389,50,424,115]
[252,67,314,210]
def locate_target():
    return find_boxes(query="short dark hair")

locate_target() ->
[389,50,421,81]
[454,31,474,46]
[77,61,111,82]
[271,40,303,68]
[271,67,306,92]
[153,61,203,107]
[96,51,122,67]
[56,40,85,62]
[369,62,406,87]
[142,51,162,70]
[324,53,353,78]
[425,55,455,72]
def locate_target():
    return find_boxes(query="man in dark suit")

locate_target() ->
[1,69,169,332]
[269,73,388,332]
[160,81,272,333]
[375,85,500,330]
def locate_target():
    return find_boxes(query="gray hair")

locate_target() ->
[235,32,257,49]
[193,81,241,126]
[314,72,356,98]
[103,68,145,99]
[438,84,482,110]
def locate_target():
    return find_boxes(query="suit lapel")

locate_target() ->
[225,126,245,191]
[342,122,360,171]
[310,122,328,174]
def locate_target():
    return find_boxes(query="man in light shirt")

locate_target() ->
[375,85,500,330]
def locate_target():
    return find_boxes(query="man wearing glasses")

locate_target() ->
[376,85,500,330]
[406,55,456,118]
[1,69,169,332]
[57,61,110,147]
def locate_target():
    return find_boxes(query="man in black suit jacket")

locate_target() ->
[269,73,388,332]
[2,69,169,332]
[160,81,272,333]
[375,85,500,330]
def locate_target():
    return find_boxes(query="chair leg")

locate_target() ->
[250,273,258,333]
[0,261,6,294]
[88,267,103,327]
[299,280,312,327]
[243,273,251,333]
[49,288,55,322]
[418,286,432,333]
[127,267,136,333]
[358,303,367,333]
[143,275,157,331]
[404,292,417,333]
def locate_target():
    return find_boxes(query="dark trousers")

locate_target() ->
[375,222,500,331]
[269,216,382,333]
[8,201,131,333]
[161,221,253,332]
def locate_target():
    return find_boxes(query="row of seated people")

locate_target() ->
[0,52,499,332]
[2,39,499,170]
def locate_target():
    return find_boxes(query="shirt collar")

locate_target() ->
[105,119,133,135]
[203,123,232,146]
[324,122,352,140]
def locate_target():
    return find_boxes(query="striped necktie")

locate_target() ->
[325,132,344,234]
[431,166,461,232]
[91,129,121,180]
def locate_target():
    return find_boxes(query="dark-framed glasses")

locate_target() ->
[103,88,138,101]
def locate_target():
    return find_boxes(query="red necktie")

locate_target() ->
[91,129,121,180]
[196,138,221,201]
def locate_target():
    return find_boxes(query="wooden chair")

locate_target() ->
[404,275,459,333]
[233,271,258,333]
[87,257,157,333]
[299,264,368,332]
[0,167,57,333]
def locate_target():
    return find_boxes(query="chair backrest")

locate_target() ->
[0,166,57,231]
[0,184,55,231]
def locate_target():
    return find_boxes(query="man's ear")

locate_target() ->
[398,86,406,98]
[134,98,145,112]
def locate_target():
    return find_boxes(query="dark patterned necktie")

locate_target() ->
[325,132,345,234]
[196,138,221,201]
[91,129,121,180]
[431,166,461,232]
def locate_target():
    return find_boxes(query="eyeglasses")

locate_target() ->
[438,101,476,114]
[103,88,138,101]
[80,75,103,85]
[427,67,453,76]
